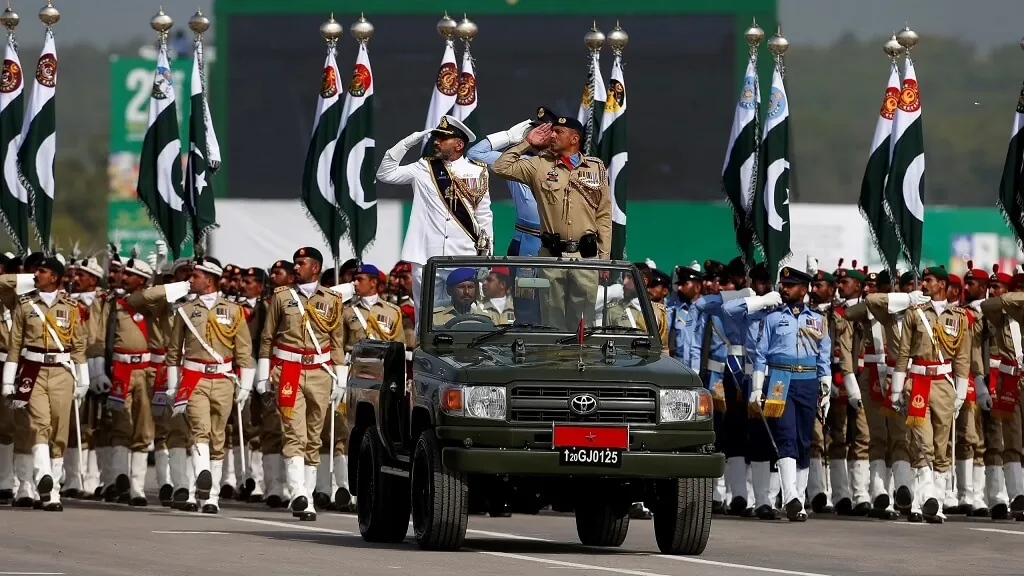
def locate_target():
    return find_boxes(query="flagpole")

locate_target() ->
[189,9,210,257]
[896,24,920,288]
[582,23,604,156]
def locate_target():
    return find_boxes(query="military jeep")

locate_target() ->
[345,256,723,554]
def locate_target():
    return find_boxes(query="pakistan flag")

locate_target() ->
[752,65,791,281]
[596,55,627,261]
[882,57,925,268]
[859,64,902,275]
[998,79,1024,247]
[332,42,376,259]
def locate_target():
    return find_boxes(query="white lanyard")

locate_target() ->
[288,288,336,380]
[176,306,225,364]
[29,301,76,381]
[352,305,375,340]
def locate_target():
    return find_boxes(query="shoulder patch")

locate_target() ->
[468,158,488,170]
[274,285,290,294]
[380,300,401,313]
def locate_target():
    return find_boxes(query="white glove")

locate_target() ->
[975,375,992,411]
[486,119,533,150]
[1,361,15,388]
[405,129,433,146]
[720,288,756,303]
[818,376,832,416]
[330,365,349,405]
[255,358,270,395]
[146,252,157,269]
[156,239,167,259]
[93,373,112,394]
[744,292,781,313]
[172,402,188,417]
[844,374,862,410]
[890,371,907,408]
[749,371,765,406]
[0,384,12,398]
[954,377,969,416]
[805,256,818,276]
[908,290,931,307]
[329,282,355,302]
[162,280,191,303]
[73,363,90,400]
[236,367,255,405]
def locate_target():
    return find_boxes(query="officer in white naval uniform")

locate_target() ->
[375,115,493,327]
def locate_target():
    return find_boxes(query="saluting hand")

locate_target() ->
[526,123,552,148]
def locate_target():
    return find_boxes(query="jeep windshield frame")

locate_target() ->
[419,255,662,353]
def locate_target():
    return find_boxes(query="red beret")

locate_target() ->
[391,261,412,275]
[948,274,962,286]
[378,270,387,283]
[964,260,989,282]
[991,264,1012,285]
[490,267,511,278]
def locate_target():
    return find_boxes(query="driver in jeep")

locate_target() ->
[431,268,487,327]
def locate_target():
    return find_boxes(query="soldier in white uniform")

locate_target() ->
[375,115,493,327]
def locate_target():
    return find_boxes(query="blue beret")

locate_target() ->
[446,267,477,287]
[355,263,379,277]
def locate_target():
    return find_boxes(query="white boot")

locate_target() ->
[778,457,804,520]
[204,459,223,512]
[770,469,781,508]
[14,453,34,503]
[745,464,755,507]
[111,445,131,496]
[987,465,1010,516]
[333,454,351,507]
[129,451,149,502]
[96,446,113,492]
[714,474,726,504]
[920,468,944,521]
[796,466,809,505]
[942,467,958,509]
[47,458,63,509]
[807,458,828,505]
[972,463,988,511]
[83,449,100,495]
[0,442,14,495]
[723,457,748,511]
[1003,462,1024,509]
[868,460,888,507]
[191,443,212,500]
[154,448,170,489]
[234,446,245,491]
[62,448,82,494]
[222,446,237,494]
[31,444,53,502]
[300,464,318,519]
[285,456,307,513]
[264,453,283,503]
[850,460,871,509]
[955,459,973,508]
[892,460,915,510]
[829,459,852,508]
[315,458,332,499]
[248,450,265,499]
[914,466,932,515]
[750,461,772,510]
[169,447,189,501]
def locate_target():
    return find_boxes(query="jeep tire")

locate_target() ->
[411,429,469,551]
[653,477,712,555]
[356,428,410,543]
[574,503,629,547]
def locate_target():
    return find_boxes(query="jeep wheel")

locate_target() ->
[411,429,469,551]
[356,428,410,543]
[574,503,629,547]
[653,477,712,555]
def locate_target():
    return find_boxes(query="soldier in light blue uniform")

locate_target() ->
[468,107,561,325]
[668,266,702,365]
[750,266,832,522]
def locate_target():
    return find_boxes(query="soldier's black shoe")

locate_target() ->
[158,485,173,506]
[290,496,308,513]
[712,500,726,515]
[755,504,777,520]
[873,493,891,511]
[117,493,130,504]
[130,497,148,507]
[835,498,853,515]
[810,493,828,513]
[13,497,33,507]
[181,502,199,512]
[1011,495,1024,512]
[248,492,265,504]
[37,475,53,502]
[334,487,351,508]
[894,486,913,510]
[102,485,119,502]
[925,513,945,524]
[266,494,282,508]
[172,487,189,504]
[44,502,63,512]
[942,504,960,516]
[115,474,130,496]
[785,498,806,522]
[728,497,748,516]
[0,488,12,505]
[238,479,255,501]
[921,497,940,517]
[92,486,103,499]
[740,507,755,518]
[312,491,331,510]
[852,502,872,516]
[32,499,42,509]
[195,470,213,501]
[219,485,235,500]
[297,511,316,522]
[908,512,924,523]
[870,508,900,520]
[972,505,990,518]
[991,503,1010,520]
[202,504,219,514]
[955,504,974,515]
[628,503,651,520]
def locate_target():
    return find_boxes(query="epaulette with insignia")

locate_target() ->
[468,158,488,170]
[274,285,290,294]
[381,300,401,312]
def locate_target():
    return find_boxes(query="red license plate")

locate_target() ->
[552,425,629,449]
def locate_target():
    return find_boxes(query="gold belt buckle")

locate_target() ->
[204,364,218,375]
[302,354,315,365]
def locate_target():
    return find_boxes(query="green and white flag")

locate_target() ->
[452,45,479,145]
[136,42,187,258]
[577,50,605,156]
[882,57,925,269]
[752,64,791,281]
[596,54,627,260]
[300,44,346,260]
[859,64,902,275]
[17,29,57,250]
[0,32,28,251]
[184,36,222,253]
[422,39,457,156]
[332,42,376,259]
[721,58,759,268]
[997,79,1024,248]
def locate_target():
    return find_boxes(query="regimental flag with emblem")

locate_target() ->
[451,44,479,145]
[136,41,187,258]
[0,30,28,251]
[752,64,792,281]
[577,49,606,156]
[596,54,627,260]
[860,63,902,276]
[17,28,57,250]
[882,56,925,269]
[332,40,376,259]
[721,58,760,269]
[184,34,222,253]
[997,78,1024,248]
[300,42,346,261]
[422,38,458,157]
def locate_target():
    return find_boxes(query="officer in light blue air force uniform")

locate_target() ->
[750,266,832,522]
[667,266,702,366]
[467,106,562,325]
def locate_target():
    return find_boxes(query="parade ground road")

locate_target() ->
[3,490,1023,576]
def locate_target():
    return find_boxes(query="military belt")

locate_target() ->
[767,363,816,373]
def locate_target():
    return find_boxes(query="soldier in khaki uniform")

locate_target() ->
[237,266,268,503]
[480,266,515,325]
[1,258,89,511]
[165,257,254,514]
[646,269,672,354]
[0,262,35,504]
[806,268,837,512]
[954,264,992,515]
[891,266,971,524]
[493,114,611,328]
[390,261,417,348]
[258,247,346,521]
[977,268,1011,518]
[260,259,295,509]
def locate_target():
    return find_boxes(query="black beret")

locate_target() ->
[702,259,726,280]
[340,258,360,274]
[649,269,671,290]
[779,267,813,285]
[271,260,295,274]
[531,105,560,126]
[750,262,770,281]
[553,115,585,135]
[320,268,339,285]
[293,247,323,265]
[244,267,267,283]
[726,256,746,278]
[23,252,45,271]
[38,256,64,278]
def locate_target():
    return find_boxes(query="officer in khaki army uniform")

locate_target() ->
[1,258,89,511]
[954,263,992,515]
[432,267,488,327]
[646,269,672,354]
[260,259,296,509]
[236,266,268,503]
[891,266,972,524]
[0,264,35,504]
[493,114,611,328]
[164,257,254,514]
[258,247,346,522]
[479,266,515,325]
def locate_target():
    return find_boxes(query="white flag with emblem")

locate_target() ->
[422,39,458,156]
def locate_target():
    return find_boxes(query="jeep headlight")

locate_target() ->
[659,389,713,423]
[440,385,507,421]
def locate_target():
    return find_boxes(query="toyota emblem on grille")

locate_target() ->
[569,393,598,415]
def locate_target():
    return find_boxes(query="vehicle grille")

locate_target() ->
[508,384,657,424]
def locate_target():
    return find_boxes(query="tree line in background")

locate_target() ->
[13,33,1024,253]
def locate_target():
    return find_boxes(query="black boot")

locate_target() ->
[159,485,174,506]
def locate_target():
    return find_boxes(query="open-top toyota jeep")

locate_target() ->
[345,256,724,554]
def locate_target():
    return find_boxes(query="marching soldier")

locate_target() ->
[261,259,296,509]
[258,248,346,521]
[979,266,1010,518]
[237,266,268,503]
[479,267,515,325]
[164,257,254,514]
[953,263,991,515]
[493,114,611,327]
[750,266,832,522]
[891,266,971,524]
[0,263,35,504]
[2,257,89,510]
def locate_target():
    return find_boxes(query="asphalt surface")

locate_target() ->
[2,477,1022,576]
